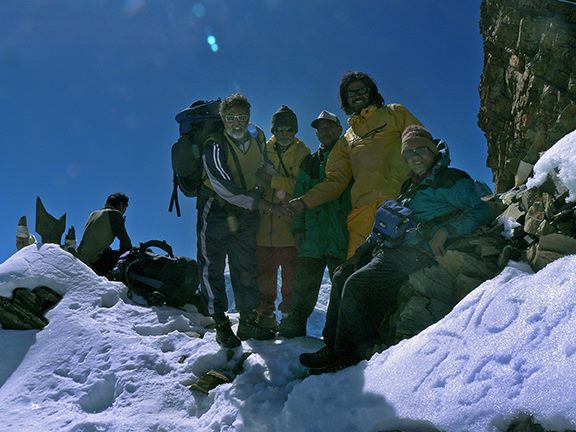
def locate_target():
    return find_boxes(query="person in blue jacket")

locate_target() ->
[299,125,493,374]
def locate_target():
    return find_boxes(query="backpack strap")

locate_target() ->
[168,173,182,217]
[226,143,248,190]
[250,126,268,167]
[138,240,175,258]
[274,143,290,177]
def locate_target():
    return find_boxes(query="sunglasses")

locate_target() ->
[402,147,430,159]
[274,126,294,133]
[224,114,249,122]
[347,87,369,98]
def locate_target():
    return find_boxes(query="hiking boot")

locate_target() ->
[237,311,276,341]
[299,345,336,369]
[308,357,359,375]
[214,317,241,348]
[278,314,306,338]
[255,313,279,332]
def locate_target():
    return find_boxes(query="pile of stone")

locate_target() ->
[0,286,62,330]
[494,170,576,272]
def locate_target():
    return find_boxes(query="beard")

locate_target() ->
[225,127,247,141]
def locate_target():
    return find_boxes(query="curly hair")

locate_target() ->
[338,71,385,115]
[105,192,129,209]
[219,93,251,115]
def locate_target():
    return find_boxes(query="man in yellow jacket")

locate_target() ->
[255,105,310,331]
[287,71,422,257]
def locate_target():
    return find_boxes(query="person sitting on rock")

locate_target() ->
[78,192,132,276]
[299,125,492,374]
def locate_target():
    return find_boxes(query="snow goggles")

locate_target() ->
[402,147,430,160]
[224,114,249,122]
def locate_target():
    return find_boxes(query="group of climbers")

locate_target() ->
[62,69,492,375]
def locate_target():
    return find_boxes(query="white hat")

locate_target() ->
[311,111,341,128]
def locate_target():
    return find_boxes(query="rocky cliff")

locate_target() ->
[479,0,576,192]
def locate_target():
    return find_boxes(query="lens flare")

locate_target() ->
[207,35,218,53]
[192,3,205,18]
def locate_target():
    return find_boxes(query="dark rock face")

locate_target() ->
[0,286,62,330]
[479,0,576,192]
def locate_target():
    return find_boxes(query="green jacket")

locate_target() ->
[291,146,351,260]
[78,206,132,264]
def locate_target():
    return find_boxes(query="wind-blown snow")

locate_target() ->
[1,244,576,431]
[527,129,576,201]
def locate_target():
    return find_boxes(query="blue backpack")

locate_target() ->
[373,200,417,248]
[169,99,222,216]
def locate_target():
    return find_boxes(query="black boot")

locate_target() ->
[214,316,241,348]
[278,313,307,338]
[308,356,359,375]
[299,345,336,369]
[236,311,275,341]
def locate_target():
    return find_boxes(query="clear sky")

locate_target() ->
[0,0,488,262]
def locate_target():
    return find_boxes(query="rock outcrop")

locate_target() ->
[479,0,576,192]
[495,169,576,272]
[0,286,62,329]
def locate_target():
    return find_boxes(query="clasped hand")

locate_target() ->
[258,200,291,218]
[255,167,272,187]
[283,198,305,217]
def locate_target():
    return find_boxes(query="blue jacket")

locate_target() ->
[359,140,492,255]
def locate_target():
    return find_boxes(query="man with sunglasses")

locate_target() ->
[298,125,492,374]
[287,71,422,259]
[197,93,285,348]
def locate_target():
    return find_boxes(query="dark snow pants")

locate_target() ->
[290,255,344,320]
[196,196,259,317]
[323,246,436,362]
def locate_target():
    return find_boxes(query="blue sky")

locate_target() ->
[0,0,488,262]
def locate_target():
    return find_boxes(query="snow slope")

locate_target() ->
[1,244,576,432]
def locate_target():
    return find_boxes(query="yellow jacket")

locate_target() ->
[257,136,310,247]
[301,104,421,210]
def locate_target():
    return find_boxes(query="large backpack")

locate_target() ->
[169,99,221,217]
[112,240,207,313]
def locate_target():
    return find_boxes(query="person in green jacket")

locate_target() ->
[278,111,351,338]
[78,192,132,276]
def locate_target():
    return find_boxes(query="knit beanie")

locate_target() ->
[401,125,438,155]
[271,105,298,133]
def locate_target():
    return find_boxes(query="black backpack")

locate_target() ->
[112,240,207,313]
[169,99,221,217]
